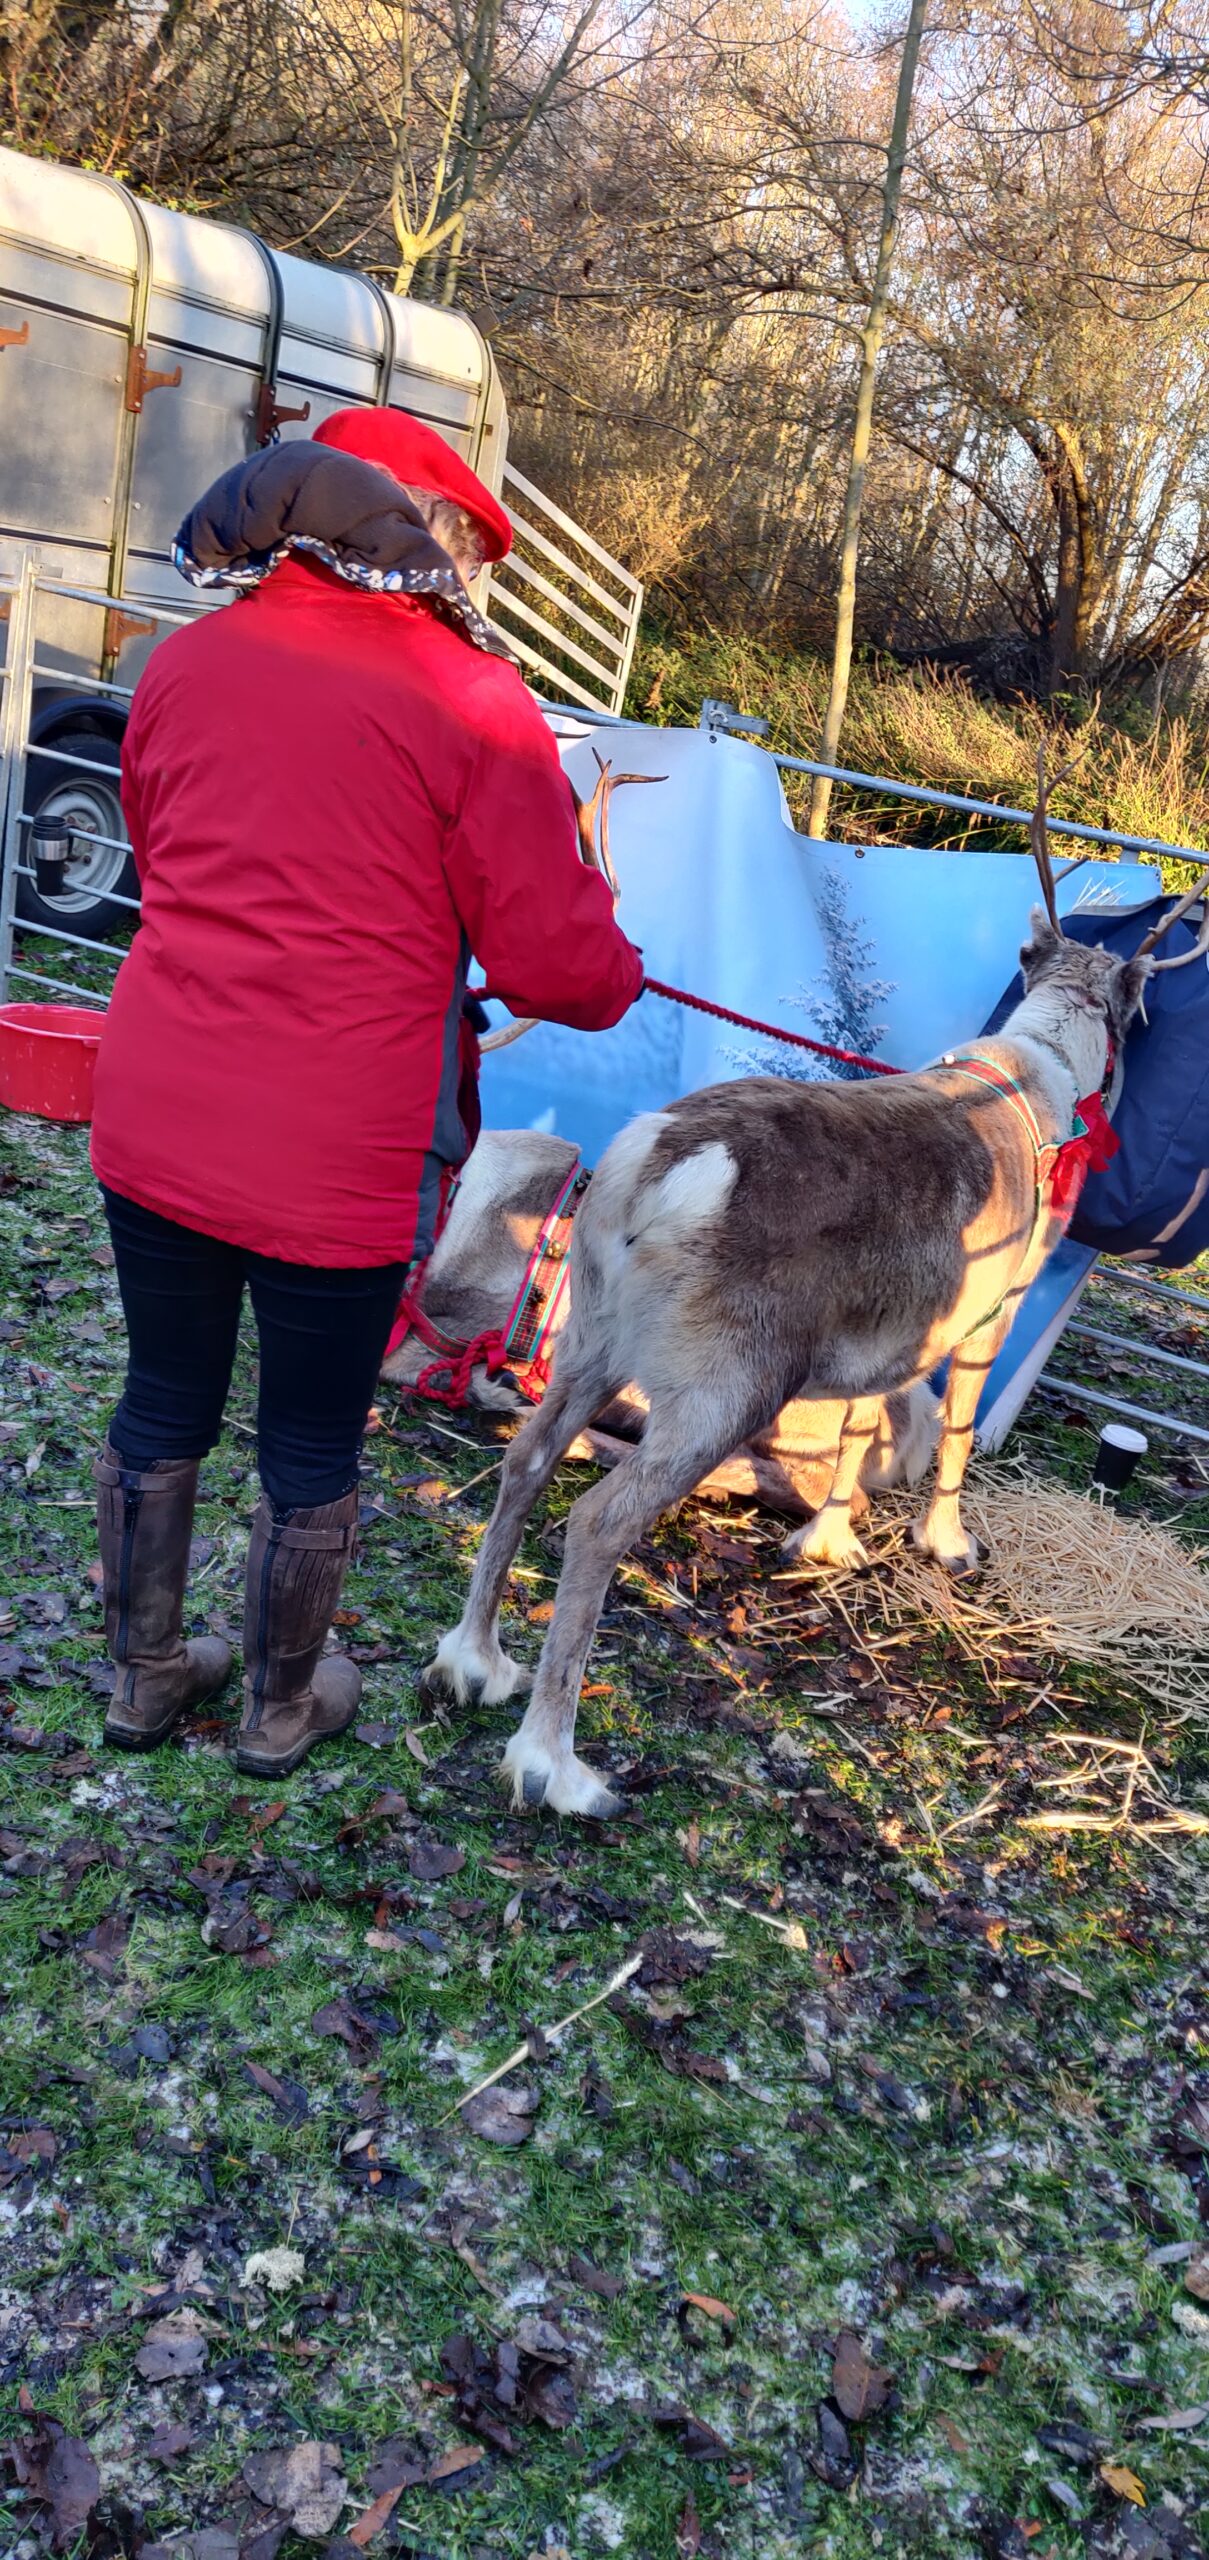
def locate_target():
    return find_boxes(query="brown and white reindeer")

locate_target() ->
[382,1123,939,1514]
[385,747,937,1517]
[425,758,1209,1821]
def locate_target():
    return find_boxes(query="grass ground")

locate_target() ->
[2,1107,1209,2560]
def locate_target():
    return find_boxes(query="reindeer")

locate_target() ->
[383,1123,940,1514]
[386,748,937,1514]
[425,754,1209,1820]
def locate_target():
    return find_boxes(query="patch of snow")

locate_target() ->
[576,2493,628,2549]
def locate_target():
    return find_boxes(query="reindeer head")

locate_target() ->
[1020,742,1209,1101]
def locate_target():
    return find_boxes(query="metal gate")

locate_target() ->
[3,543,1208,1449]
[0,554,195,1012]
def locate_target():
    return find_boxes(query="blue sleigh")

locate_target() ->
[479,718,1165,1449]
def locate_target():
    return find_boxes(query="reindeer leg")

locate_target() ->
[424,1356,621,1707]
[502,1392,754,1819]
[913,1314,1012,1572]
[780,1399,882,1569]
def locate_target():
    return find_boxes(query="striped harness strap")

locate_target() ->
[939,1047,1120,1335]
[939,1050,1057,1201]
[388,1163,590,1410]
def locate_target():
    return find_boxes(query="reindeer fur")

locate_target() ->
[383,1128,939,1506]
[426,913,1151,1820]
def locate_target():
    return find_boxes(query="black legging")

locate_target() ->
[101,1188,406,1513]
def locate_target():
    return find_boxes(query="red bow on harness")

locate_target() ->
[1050,1085,1119,1219]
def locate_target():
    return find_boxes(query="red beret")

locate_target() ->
[313,407,512,563]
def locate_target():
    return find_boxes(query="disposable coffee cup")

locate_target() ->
[1091,1423,1148,1494]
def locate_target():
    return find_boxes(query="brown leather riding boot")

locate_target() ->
[95,1442,233,1749]
[235,1491,362,1778]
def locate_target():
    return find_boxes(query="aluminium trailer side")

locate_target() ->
[0,146,642,935]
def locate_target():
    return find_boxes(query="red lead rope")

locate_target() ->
[640,977,902,1075]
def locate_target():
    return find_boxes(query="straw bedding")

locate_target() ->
[882,1466,1209,1717]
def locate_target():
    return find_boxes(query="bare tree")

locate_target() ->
[807,0,929,838]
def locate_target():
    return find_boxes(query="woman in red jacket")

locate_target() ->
[90,407,642,1776]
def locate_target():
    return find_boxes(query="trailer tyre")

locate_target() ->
[17,727,139,943]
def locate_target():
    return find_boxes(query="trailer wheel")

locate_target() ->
[17,728,139,943]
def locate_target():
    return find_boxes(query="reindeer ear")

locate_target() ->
[1109,952,1153,1039]
[1019,904,1063,984]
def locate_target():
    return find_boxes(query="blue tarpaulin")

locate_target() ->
[479,717,1180,1444]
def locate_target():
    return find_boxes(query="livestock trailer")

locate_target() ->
[0,144,642,936]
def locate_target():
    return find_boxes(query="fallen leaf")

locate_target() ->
[568,2250,625,2300]
[365,2437,427,2496]
[831,2328,895,2422]
[426,2442,485,2486]
[146,2421,193,2460]
[1185,2251,1209,2302]
[811,2400,857,2489]
[936,2412,971,2455]
[522,2360,577,2429]
[249,1798,287,1834]
[336,1789,415,1846]
[408,1838,465,1882]
[135,2311,208,2380]
[513,2316,571,2360]
[243,2440,348,2538]
[653,2403,731,2459]
[462,2084,537,2146]
[201,1900,272,1956]
[346,2483,403,2547]
[8,2125,57,2167]
[5,2414,100,2550]
[243,2060,309,2123]
[311,1994,398,2059]
[403,1728,430,1765]
[79,1910,129,1979]
[1139,2403,1209,2431]
[354,1722,396,1749]
[680,2291,737,2328]
[1036,2422,1097,2467]
[638,1927,715,1988]
[1100,2463,1146,2507]
[676,2493,702,2557]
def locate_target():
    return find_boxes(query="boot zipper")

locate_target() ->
[116,1485,141,1707]
[249,1518,282,1726]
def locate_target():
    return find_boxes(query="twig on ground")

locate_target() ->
[435,1952,643,2126]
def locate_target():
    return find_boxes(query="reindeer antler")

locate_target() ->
[1030,742,1063,934]
[1030,726,1104,933]
[1132,865,1209,972]
[481,755,665,1054]
[572,748,666,904]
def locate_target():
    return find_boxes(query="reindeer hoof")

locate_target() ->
[781,1517,869,1571]
[422,1626,532,1707]
[502,1733,623,1821]
[911,1519,982,1575]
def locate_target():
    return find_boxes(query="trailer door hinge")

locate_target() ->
[256,384,312,445]
[0,320,30,352]
[125,345,183,412]
[104,606,157,658]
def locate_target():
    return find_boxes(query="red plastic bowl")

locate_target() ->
[0,1002,107,1124]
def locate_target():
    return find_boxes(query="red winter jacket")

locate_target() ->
[91,558,642,1266]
